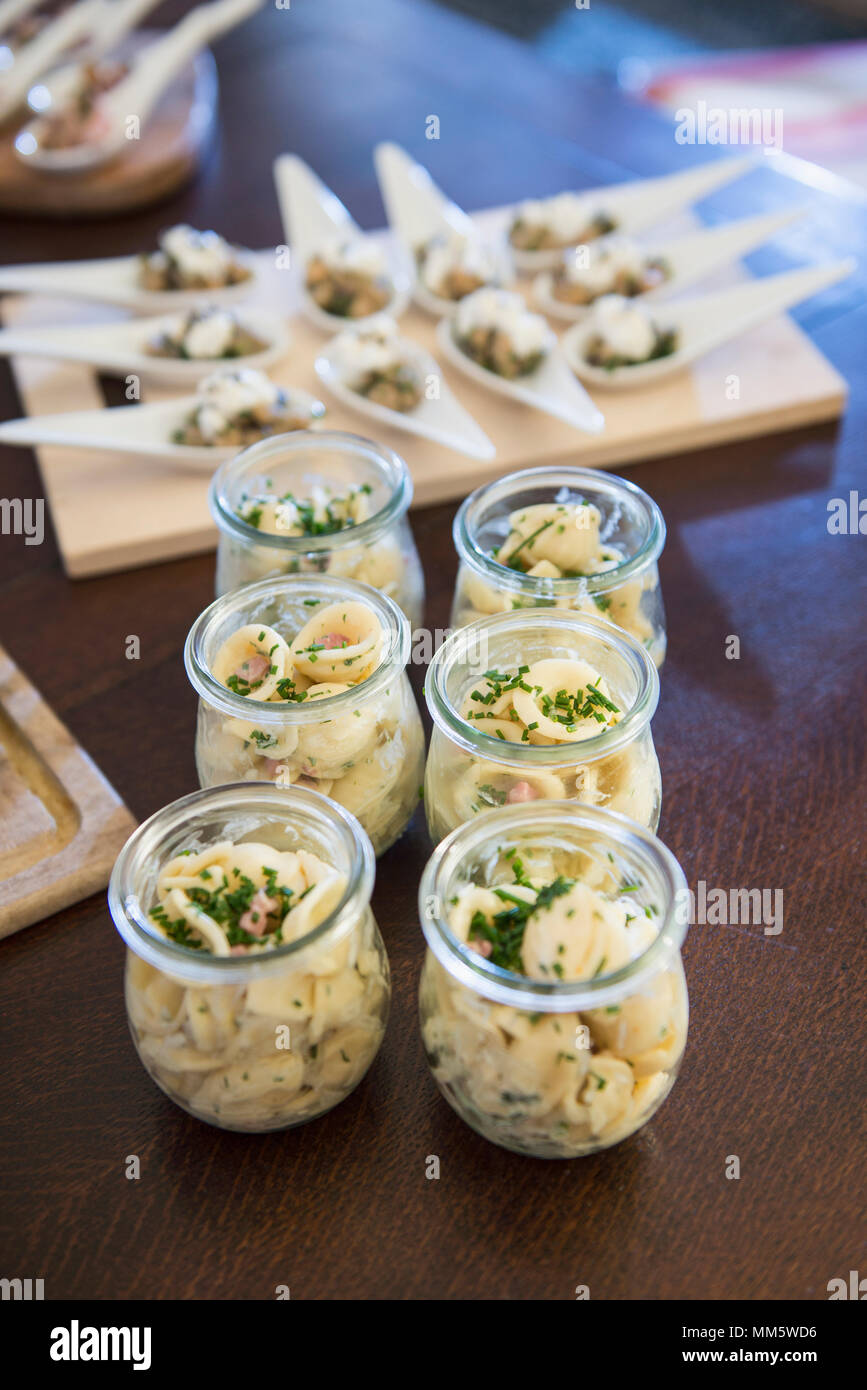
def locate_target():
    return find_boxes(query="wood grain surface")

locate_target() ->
[0,0,864,1301]
[0,641,136,936]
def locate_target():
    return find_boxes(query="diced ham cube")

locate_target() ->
[506,781,538,803]
[468,938,493,958]
[235,652,270,684]
[239,888,280,936]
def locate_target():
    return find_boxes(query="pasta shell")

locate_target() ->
[290,601,383,682]
[211,623,293,701]
[512,658,620,742]
[498,502,602,573]
[520,880,631,982]
[293,684,380,774]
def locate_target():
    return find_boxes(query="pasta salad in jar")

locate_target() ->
[419,801,689,1158]
[424,609,661,842]
[210,429,424,629]
[108,784,389,1132]
[450,465,667,667]
[184,576,424,857]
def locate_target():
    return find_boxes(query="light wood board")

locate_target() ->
[0,643,136,937]
[1,207,848,578]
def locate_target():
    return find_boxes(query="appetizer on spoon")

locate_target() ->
[274,153,409,331]
[436,288,604,434]
[0,0,55,58]
[0,303,289,384]
[533,207,804,322]
[0,367,325,471]
[0,224,258,312]
[0,0,105,121]
[561,260,856,390]
[315,315,495,460]
[374,140,511,315]
[14,0,263,169]
[507,156,752,273]
[22,0,162,128]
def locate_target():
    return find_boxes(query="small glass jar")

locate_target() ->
[185,575,425,857]
[418,802,689,1158]
[108,783,390,1133]
[450,465,667,667]
[210,429,425,629]
[424,609,661,842]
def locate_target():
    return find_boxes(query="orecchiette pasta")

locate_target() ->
[127,840,389,1132]
[425,654,661,840]
[452,498,666,666]
[194,597,424,857]
[216,479,425,629]
[420,856,687,1157]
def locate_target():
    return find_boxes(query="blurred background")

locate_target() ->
[440,0,867,190]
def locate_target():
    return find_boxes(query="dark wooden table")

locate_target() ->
[1,0,865,1302]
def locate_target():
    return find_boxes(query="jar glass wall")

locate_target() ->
[185,575,425,857]
[419,802,688,1158]
[210,429,425,629]
[109,784,390,1133]
[450,465,667,667]
[424,609,661,842]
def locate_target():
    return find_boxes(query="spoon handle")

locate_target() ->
[0,0,104,102]
[0,0,42,36]
[84,0,164,59]
[105,0,263,126]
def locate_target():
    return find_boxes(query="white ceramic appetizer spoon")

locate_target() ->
[273,153,410,332]
[23,0,164,114]
[0,245,259,313]
[435,313,605,434]
[314,331,495,460]
[0,387,326,472]
[14,0,263,169]
[0,0,42,43]
[373,140,513,317]
[0,307,289,384]
[561,259,856,390]
[0,0,104,121]
[533,206,806,323]
[509,156,754,273]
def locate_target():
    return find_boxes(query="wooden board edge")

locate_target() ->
[409,386,850,506]
[60,520,219,579]
[0,804,137,939]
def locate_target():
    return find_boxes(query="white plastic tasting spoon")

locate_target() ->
[561,259,856,390]
[0,387,327,472]
[273,153,411,331]
[14,0,264,170]
[0,306,290,385]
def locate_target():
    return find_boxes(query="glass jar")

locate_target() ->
[424,609,661,842]
[210,429,425,629]
[108,783,390,1133]
[185,574,425,857]
[418,802,689,1158]
[450,465,667,667]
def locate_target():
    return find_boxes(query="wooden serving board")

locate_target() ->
[0,207,848,579]
[0,43,218,218]
[0,643,136,937]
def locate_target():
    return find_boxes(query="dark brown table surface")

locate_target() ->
[1,0,865,1302]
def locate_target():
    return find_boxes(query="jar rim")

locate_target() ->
[209,429,413,553]
[426,608,659,766]
[108,783,375,984]
[419,802,687,1011]
[184,573,410,724]
[453,464,666,596]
